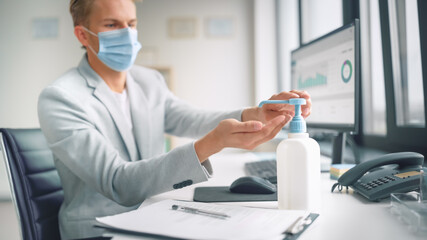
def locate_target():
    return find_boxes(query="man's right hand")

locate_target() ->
[194,115,291,162]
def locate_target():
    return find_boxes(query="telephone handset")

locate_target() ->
[331,152,425,201]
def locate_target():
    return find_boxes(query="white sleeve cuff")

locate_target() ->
[201,160,213,178]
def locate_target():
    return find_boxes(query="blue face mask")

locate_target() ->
[83,27,142,72]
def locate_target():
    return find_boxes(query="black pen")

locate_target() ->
[171,204,231,219]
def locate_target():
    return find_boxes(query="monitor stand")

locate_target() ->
[331,132,347,164]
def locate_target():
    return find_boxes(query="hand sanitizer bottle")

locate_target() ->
[259,99,321,212]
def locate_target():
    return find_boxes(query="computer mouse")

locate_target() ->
[229,176,276,194]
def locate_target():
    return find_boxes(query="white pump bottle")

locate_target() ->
[259,99,321,212]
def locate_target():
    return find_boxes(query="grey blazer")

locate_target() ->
[38,55,242,239]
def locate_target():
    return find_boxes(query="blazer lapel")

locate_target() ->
[126,73,151,159]
[78,56,138,161]
[93,84,139,161]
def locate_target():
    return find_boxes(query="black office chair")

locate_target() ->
[0,128,63,240]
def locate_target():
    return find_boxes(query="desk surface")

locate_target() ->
[140,151,425,240]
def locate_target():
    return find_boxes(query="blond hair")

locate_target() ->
[69,0,140,27]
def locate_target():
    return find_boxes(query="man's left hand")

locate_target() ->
[242,90,312,123]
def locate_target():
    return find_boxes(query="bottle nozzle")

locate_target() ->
[259,98,307,133]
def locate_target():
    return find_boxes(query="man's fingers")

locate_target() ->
[229,115,291,150]
[262,115,286,127]
[272,91,300,100]
[265,91,311,112]
[290,89,310,99]
[264,92,299,111]
[262,114,290,138]
[290,90,311,118]
[251,115,290,147]
[263,104,294,112]
[232,120,263,133]
[256,115,287,138]
[302,106,311,118]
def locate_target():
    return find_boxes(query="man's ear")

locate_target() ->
[74,26,89,48]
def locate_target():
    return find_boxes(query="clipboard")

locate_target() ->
[284,213,319,240]
[99,214,319,240]
[193,187,318,239]
[95,199,318,240]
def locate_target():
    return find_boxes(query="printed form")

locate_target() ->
[96,199,309,240]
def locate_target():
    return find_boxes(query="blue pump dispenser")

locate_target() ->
[259,98,321,211]
[258,98,307,133]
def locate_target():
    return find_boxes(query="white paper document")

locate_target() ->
[96,199,309,240]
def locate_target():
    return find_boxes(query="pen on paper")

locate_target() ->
[171,204,231,220]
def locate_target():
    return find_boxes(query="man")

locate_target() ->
[38,0,312,239]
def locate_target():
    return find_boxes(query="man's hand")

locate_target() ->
[195,89,311,162]
[194,115,291,162]
[242,90,312,123]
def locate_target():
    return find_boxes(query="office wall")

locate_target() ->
[136,0,254,110]
[253,0,278,104]
[0,0,84,128]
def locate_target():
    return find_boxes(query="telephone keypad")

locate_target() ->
[385,176,396,181]
[358,174,401,191]
[358,183,373,190]
[379,178,389,183]
[375,181,384,185]
[367,183,378,188]
[360,176,399,191]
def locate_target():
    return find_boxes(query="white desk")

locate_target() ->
[139,151,424,240]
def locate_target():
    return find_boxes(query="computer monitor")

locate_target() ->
[291,20,360,164]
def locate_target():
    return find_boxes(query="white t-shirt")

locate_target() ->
[112,89,133,129]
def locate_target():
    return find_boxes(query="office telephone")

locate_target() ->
[331,152,425,201]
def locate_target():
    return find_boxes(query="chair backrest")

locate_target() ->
[0,128,63,240]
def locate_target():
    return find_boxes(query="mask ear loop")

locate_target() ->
[81,26,99,55]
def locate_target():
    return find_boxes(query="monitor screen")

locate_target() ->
[291,20,360,133]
